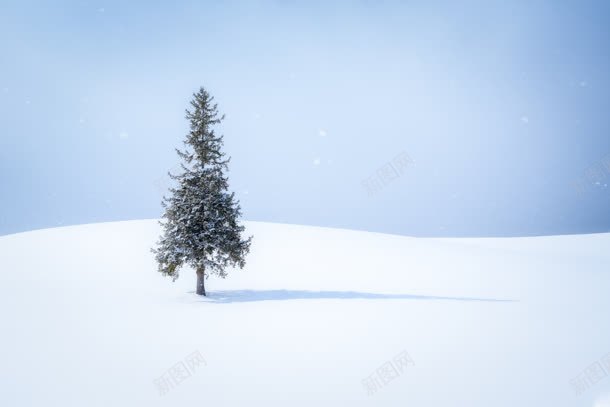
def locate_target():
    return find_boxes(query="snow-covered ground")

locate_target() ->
[1,220,609,406]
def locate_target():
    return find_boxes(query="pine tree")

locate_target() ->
[152,87,252,296]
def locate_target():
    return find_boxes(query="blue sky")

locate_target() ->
[1,0,609,237]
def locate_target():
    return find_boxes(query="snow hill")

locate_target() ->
[1,220,609,407]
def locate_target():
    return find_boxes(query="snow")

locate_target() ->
[595,393,610,407]
[0,220,609,406]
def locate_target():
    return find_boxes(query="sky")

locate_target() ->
[1,0,609,237]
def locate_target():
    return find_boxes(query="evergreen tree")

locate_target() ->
[153,87,252,296]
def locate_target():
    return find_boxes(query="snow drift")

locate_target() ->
[0,220,609,406]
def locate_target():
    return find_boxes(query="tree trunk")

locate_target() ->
[196,267,206,296]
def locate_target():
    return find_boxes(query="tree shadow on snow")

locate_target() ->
[196,290,516,303]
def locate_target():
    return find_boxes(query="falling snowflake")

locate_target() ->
[313,158,321,166]
[318,129,327,137]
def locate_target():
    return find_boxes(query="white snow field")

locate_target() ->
[1,220,609,407]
